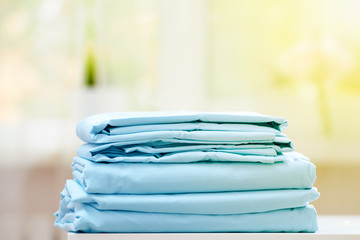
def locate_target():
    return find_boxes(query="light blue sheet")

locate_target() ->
[121,143,282,155]
[54,203,318,233]
[61,179,319,214]
[78,129,293,146]
[76,112,289,143]
[77,143,287,163]
[77,142,294,162]
[72,152,316,194]
[107,122,282,135]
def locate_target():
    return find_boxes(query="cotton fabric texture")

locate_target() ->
[56,204,318,233]
[55,111,319,233]
[59,179,319,215]
[72,152,315,194]
[76,111,290,143]
[77,143,288,163]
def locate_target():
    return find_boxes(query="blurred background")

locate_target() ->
[1,0,360,239]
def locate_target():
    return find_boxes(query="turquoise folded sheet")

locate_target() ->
[54,203,318,233]
[106,122,282,135]
[113,143,283,155]
[54,112,319,233]
[76,112,289,144]
[77,140,293,163]
[61,179,319,214]
[72,152,316,194]
[77,143,287,163]
[78,129,292,147]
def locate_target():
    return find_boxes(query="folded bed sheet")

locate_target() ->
[77,129,293,147]
[80,142,295,162]
[76,112,289,143]
[61,179,319,214]
[78,143,287,163]
[107,122,283,135]
[72,152,316,194]
[105,143,284,155]
[54,203,318,233]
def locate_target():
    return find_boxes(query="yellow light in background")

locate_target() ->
[0,0,359,160]
[209,0,360,140]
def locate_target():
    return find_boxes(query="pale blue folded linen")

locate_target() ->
[77,143,292,163]
[78,143,287,163]
[76,112,289,143]
[120,143,282,155]
[81,142,282,157]
[54,203,318,233]
[72,152,316,194]
[78,129,292,146]
[107,122,282,135]
[61,179,319,214]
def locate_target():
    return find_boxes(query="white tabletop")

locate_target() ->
[68,215,360,240]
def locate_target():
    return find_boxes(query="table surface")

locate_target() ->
[68,215,360,240]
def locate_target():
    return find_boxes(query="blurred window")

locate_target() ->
[1,0,360,164]
[207,0,360,163]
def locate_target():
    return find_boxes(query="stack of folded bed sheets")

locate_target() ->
[55,112,319,233]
